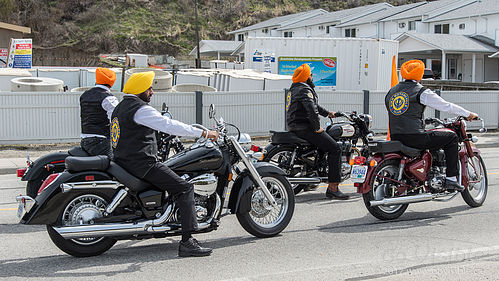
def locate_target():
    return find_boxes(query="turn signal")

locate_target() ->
[369,159,377,167]
[16,168,27,177]
[349,158,355,166]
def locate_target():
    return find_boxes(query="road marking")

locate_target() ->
[0,208,16,211]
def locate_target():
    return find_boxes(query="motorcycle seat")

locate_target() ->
[368,140,422,157]
[65,156,110,172]
[68,146,89,157]
[269,131,310,146]
[106,162,152,192]
[400,144,422,158]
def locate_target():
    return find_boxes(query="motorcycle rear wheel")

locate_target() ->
[237,173,294,238]
[47,193,117,257]
[362,159,408,220]
[461,155,488,207]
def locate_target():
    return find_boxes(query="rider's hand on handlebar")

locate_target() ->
[328,111,342,118]
[315,127,325,133]
[202,130,219,141]
[467,112,479,121]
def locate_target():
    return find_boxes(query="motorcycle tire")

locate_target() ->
[263,146,314,195]
[362,159,408,220]
[236,173,294,238]
[461,155,488,208]
[47,192,117,257]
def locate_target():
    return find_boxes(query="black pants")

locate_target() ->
[293,130,342,183]
[81,137,113,158]
[391,130,459,177]
[142,162,198,233]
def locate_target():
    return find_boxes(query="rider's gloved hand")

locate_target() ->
[467,112,479,121]
[202,130,219,141]
[328,111,342,118]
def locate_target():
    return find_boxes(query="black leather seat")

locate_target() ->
[68,146,89,157]
[400,144,422,158]
[270,131,310,146]
[65,156,109,172]
[367,140,422,157]
[106,162,152,192]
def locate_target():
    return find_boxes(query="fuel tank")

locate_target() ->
[165,144,224,173]
[327,123,355,140]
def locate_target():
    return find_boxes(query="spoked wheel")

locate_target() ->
[461,155,488,207]
[47,194,117,257]
[264,146,315,195]
[237,173,294,238]
[362,159,408,220]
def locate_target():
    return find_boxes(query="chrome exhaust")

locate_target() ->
[287,177,326,184]
[369,192,457,207]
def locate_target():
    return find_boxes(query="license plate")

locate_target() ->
[17,202,24,219]
[351,165,368,183]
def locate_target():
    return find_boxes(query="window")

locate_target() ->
[434,24,450,34]
[398,22,406,29]
[237,34,244,41]
[448,58,457,79]
[459,23,465,30]
[326,26,330,33]
[318,26,324,30]
[345,28,356,37]
[326,25,335,34]
[408,21,416,31]
[284,31,293,38]
[262,28,268,33]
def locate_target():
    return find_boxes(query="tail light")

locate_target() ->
[38,173,60,195]
[354,156,366,165]
[250,145,261,152]
[16,168,27,177]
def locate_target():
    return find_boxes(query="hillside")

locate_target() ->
[0,0,419,59]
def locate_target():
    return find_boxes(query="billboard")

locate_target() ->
[278,56,337,87]
[6,38,32,68]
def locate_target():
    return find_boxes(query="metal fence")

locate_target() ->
[0,89,498,144]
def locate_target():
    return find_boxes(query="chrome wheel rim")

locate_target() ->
[249,177,289,228]
[372,164,404,214]
[466,156,487,202]
[62,194,108,245]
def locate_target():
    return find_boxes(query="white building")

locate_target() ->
[226,0,499,82]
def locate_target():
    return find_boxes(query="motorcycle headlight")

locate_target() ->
[363,114,373,129]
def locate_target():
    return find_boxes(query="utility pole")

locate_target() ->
[194,0,201,69]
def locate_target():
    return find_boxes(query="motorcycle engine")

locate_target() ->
[427,167,446,192]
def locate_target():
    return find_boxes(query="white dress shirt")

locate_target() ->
[81,85,119,139]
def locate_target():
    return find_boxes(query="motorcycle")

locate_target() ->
[353,116,487,220]
[16,104,294,257]
[263,111,373,194]
[17,103,184,198]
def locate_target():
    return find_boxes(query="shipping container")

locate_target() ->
[244,37,398,91]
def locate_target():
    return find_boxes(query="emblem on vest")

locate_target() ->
[389,92,409,115]
[110,117,120,148]
[285,92,291,111]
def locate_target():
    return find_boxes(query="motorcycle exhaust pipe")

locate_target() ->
[287,177,326,184]
[369,192,453,207]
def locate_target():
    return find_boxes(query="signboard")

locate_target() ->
[6,38,32,68]
[0,48,7,68]
[278,56,337,87]
[252,49,275,63]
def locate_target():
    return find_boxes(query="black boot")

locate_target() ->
[444,179,465,192]
[179,238,212,257]
[325,189,350,200]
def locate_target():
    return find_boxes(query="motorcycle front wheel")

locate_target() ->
[236,173,294,238]
[461,154,488,207]
[47,193,117,257]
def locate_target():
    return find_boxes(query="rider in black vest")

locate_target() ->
[386,59,478,192]
[111,71,219,257]
[287,64,349,200]
[80,67,118,157]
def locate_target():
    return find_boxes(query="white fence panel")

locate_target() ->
[440,91,499,129]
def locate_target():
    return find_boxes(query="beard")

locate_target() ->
[306,77,315,89]
[138,92,151,103]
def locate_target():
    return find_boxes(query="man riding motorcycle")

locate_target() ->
[386,59,478,192]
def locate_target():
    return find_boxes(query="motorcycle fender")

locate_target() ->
[228,162,286,214]
[21,151,69,181]
[262,143,279,159]
[22,170,114,225]
[356,153,402,194]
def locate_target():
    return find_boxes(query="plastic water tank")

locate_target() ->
[172,84,217,92]
[0,68,32,91]
[125,68,173,90]
[11,77,64,92]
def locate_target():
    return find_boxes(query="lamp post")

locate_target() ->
[194,0,201,68]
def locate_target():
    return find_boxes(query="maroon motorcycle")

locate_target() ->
[352,116,488,220]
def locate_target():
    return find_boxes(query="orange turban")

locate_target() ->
[400,60,425,81]
[95,67,117,87]
[292,64,311,83]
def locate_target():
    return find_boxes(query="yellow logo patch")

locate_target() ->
[110,117,120,148]
[389,92,409,115]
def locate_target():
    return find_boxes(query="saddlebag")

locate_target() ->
[367,140,402,154]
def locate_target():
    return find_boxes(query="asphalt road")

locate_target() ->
[0,147,498,280]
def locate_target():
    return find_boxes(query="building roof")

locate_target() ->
[227,9,327,34]
[189,40,243,56]
[396,32,498,53]
[336,2,426,27]
[381,0,454,21]
[277,3,392,30]
[0,21,31,34]
[425,0,499,22]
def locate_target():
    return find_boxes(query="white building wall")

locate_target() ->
[355,23,378,38]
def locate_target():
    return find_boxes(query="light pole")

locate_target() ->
[194,0,201,68]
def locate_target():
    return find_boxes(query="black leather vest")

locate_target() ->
[385,81,427,135]
[80,87,113,137]
[111,95,158,177]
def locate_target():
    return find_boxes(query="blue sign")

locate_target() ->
[278,57,337,87]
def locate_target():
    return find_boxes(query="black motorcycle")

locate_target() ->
[16,104,294,257]
[18,103,184,198]
[263,111,373,194]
